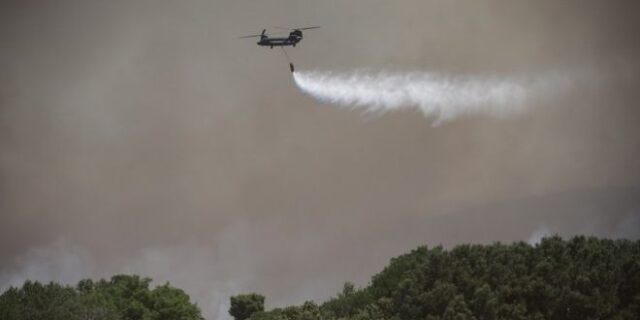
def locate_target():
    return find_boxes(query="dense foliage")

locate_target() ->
[237,236,640,320]
[0,274,202,320]
[230,293,265,320]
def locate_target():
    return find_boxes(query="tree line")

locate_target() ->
[230,236,640,320]
[0,274,202,320]
[1,236,638,320]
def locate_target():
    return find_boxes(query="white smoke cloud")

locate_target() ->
[293,70,568,124]
[0,239,241,320]
[615,210,640,239]
[527,225,551,245]
[120,244,245,320]
[0,239,94,291]
[0,220,305,320]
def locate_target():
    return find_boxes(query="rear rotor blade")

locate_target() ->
[239,34,261,39]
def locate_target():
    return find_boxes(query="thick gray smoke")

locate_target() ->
[2,1,640,320]
[293,70,568,123]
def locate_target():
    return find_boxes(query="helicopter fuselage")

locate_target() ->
[257,37,299,47]
[241,27,317,49]
[257,30,303,48]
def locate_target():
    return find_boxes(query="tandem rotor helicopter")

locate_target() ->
[239,26,320,72]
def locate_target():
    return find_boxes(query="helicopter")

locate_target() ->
[239,26,320,49]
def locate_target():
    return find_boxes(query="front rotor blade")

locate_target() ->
[272,26,321,31]
[238,34,261,39]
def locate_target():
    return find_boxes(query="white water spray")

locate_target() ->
[293,70,563,123]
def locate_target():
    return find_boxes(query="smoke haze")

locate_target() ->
[1,1,640,319]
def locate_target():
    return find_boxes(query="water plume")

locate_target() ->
[293,70,562,124]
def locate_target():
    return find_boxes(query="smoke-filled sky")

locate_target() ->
[1,1,640,319]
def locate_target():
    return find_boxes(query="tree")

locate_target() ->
[442,295,475,320]
[321,282,373,319]
[229,293,265,320]
[0,275,202,320]
[151,283,202,320]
